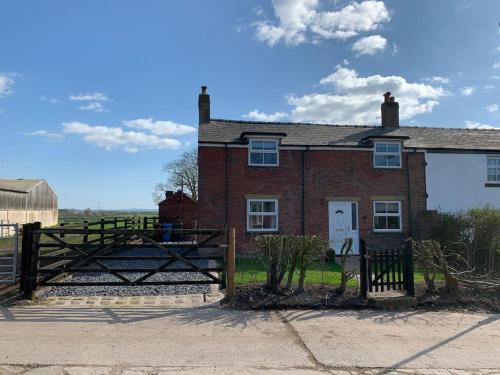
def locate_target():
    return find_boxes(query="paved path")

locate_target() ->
[0,305,498,374]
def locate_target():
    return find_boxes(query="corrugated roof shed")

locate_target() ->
[0,179,43,193]
[199,119,500,151]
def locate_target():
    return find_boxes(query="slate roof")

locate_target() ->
[199,119,500,151]
[0,179,44,193]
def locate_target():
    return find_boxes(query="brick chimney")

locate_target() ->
[198,85,210,125]
[165,190,174,199]
[381,92,399,128]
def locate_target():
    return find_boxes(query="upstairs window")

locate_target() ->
[374,142,402,168]
[373,201,402,232]
[487,156,500,183]
[247,199,278,232]
[249,139,279,166]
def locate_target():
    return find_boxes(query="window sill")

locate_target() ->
[248,164,280,168]
[373,166,403,170]
[372,230,403,234]
[485,183,500,188]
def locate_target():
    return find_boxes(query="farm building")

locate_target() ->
[158,190,197,228]
[0,179,58,231]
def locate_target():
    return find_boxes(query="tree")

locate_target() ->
[153,149,198,204]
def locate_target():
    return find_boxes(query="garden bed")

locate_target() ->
[221,282,500,313]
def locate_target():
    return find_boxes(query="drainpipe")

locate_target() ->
[225,144,229,226]
[302,147,309,235]
[406,150,414,238]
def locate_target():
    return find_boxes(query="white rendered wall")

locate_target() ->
[425,152,500,212]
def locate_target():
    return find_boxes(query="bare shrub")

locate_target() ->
[337,238,355,295]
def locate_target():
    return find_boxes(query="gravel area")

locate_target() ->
[40,247,217,297]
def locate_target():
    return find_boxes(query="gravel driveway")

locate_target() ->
[40,247,216,297]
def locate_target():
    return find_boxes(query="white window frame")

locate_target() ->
[486,156,500,183]
[373,141,402,169]
[373,201,402,233]
[248,138,279,167]
[247,198,279,232]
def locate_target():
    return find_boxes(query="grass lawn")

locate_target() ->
[235,257,442,287]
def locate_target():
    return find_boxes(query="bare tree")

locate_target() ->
[152,149,198,203]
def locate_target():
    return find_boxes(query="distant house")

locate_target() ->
[158,190,197,228]
[425,141,500,212]
[0,179,58,231]
[196,86,500,253]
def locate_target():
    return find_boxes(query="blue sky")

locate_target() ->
[0,0,499,209]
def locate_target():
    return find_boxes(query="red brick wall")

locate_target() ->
[198,145,427,251]
[158,193,198,228]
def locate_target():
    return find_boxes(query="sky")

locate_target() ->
[0,0,499,209]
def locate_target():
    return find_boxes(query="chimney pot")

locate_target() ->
[383,92,391,103]
[198,85,210,125]
[381,92,399,128]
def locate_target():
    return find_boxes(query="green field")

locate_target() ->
[58,209,156,225]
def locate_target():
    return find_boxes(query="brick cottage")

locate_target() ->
[197,86,500,253]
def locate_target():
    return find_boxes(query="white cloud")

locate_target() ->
[352,35,387,56]
[423,76,450,84]
[243,110,288,122]
[252,5,265,16]
[487,104,498,113]
[287,66,447,124]
[26,130,64,140]
[254,0,390,46]
[465,121,499,130]
[491,75,500,80]
[460,86,476,96]
[39,96,59,104]
[0,74,15,98]
[69,92,108,101]
[493,61,500,69]
[484,85,496,91]
[78,102,107,112]
[63,121,182,152]
[123,118,196,136]
[391,43,399,56]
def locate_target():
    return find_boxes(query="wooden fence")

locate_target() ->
[360,239,414,298]
[19,218,236,299]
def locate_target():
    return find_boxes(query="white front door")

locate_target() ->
[328,201,359,254]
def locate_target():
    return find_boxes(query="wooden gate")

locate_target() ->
[359,239,414,298]
[20,221,235,299]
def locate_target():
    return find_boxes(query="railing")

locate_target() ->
[0,223,19,284]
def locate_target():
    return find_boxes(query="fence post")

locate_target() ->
[25,222,41,299]
[143,216,148,231]
[124,217,128,230]
[359,238,368,299]
[83,220,89,253]
[404,240,415,297]
[226,227,236,299]
[114,217,118,242]
[100,219,105,247]
[20,223,33,294]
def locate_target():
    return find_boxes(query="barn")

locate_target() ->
[158,190,197,228]
[0,179,58,231]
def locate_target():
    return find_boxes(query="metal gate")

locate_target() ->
[0,223,19,284]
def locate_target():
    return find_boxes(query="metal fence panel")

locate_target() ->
[0,223,19,284]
